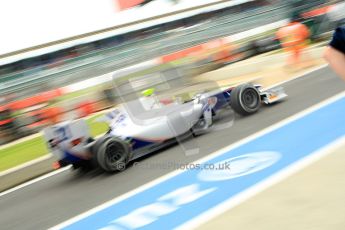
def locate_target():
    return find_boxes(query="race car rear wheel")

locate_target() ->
[95,137,131,172]
[230,83,261,116]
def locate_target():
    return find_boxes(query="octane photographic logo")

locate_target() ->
[132,160,232,171]
[111,68,235,157]
[103,151,281,229]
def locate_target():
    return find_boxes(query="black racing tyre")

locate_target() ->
[230,83,261,116]
[95,137,131,172]
[90,136,106,169]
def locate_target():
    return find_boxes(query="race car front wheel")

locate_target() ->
[94,137,131,172]
[230,83,261,116]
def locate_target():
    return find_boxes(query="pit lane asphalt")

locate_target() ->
[1,67,344,230]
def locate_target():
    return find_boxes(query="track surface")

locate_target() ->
[1,67,344,230]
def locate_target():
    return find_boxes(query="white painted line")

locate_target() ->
[230,46,325,68]
[264,64,328,91]
[0,166,71,197]
[178,136,345,230]
[51,89,345,230]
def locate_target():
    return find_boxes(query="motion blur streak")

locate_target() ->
[54,91,345,230]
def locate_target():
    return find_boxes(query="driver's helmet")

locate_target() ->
[141,88,155,97]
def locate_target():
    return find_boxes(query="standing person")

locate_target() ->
[324,27,345,80]
[276,18,310,66]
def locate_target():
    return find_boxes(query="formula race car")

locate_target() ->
[43,83,286,172]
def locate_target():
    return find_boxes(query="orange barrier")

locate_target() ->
[3,89,64,110]
[302,5,335,18]
[161,44,204,63]
[76,101,96,118]
[160,38,236,64]
[27,106,64,127]
[116,0,145,11]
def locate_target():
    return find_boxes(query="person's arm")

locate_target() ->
[324,46,345,80]
[324,27,345,80]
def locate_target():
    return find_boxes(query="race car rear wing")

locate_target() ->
[43,120,93,160]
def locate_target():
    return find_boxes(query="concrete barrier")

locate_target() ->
[0,156,55,192]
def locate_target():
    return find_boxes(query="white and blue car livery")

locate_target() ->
[43,83,286,172]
